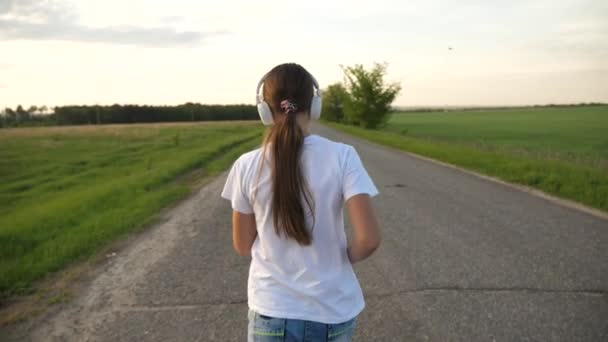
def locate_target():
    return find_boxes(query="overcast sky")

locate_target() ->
[1,0,607,108]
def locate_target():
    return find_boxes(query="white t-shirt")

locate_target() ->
[220,134,378,324]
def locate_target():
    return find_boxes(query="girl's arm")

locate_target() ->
[232,211,257,256]
[346,194,381,263]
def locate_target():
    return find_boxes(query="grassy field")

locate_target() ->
[328,105,608,212]
[0,122,263,299]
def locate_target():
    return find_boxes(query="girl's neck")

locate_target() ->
[297,115,311,136]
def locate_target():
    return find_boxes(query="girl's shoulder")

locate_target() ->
[234,147,264,170]
[306,134,353,154]
[232,135,359,175]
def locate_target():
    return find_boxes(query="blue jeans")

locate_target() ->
[247,309,357,342]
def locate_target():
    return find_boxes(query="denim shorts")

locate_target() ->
[247,309,357,342]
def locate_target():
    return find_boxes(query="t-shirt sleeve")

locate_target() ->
[220,157,254,214]
[342,145,379,201]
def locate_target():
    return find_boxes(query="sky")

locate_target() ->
[0,0,607,108]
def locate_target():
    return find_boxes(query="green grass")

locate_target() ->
[388,106,608,167]
[0,122,263,299]
[327,106,608,212]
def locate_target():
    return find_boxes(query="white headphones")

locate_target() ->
[256,71,323,126]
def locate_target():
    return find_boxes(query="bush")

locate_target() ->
[321,83,350,123]
[341,63,401,129]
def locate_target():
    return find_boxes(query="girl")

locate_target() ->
[221,63,380,341]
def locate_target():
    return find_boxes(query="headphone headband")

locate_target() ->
[256,68,323,125]
[256,72,321,105]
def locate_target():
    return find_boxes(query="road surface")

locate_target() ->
[3,123,607,341]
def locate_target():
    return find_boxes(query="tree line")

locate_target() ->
[1,63,403,129]
[0,103,258,128]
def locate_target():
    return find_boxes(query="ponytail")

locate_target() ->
[262,110,314,245]
[258,63,316,246]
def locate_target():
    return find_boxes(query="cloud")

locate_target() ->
[0,0,226,47]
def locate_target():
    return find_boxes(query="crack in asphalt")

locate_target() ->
[365,287,607,299]
[99,286,606,314]
[115,299,248,311]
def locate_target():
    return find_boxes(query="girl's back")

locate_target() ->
[223,134,377,323]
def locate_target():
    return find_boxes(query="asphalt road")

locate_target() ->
[3,123,607,341]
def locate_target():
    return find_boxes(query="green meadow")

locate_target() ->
[328,106,608,211]
[0,122,263,298]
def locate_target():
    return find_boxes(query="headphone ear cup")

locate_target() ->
[257,101,274,126]
[310,95,322,120]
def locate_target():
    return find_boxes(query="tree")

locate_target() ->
[321,83,349,123]
[341,63,401,129]
[2,108,15,127]
[95,105,101,124]
[15,105,29,123]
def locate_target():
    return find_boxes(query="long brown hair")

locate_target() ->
[260,63,315,246]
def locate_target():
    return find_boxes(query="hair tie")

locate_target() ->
[280,100,298,114]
